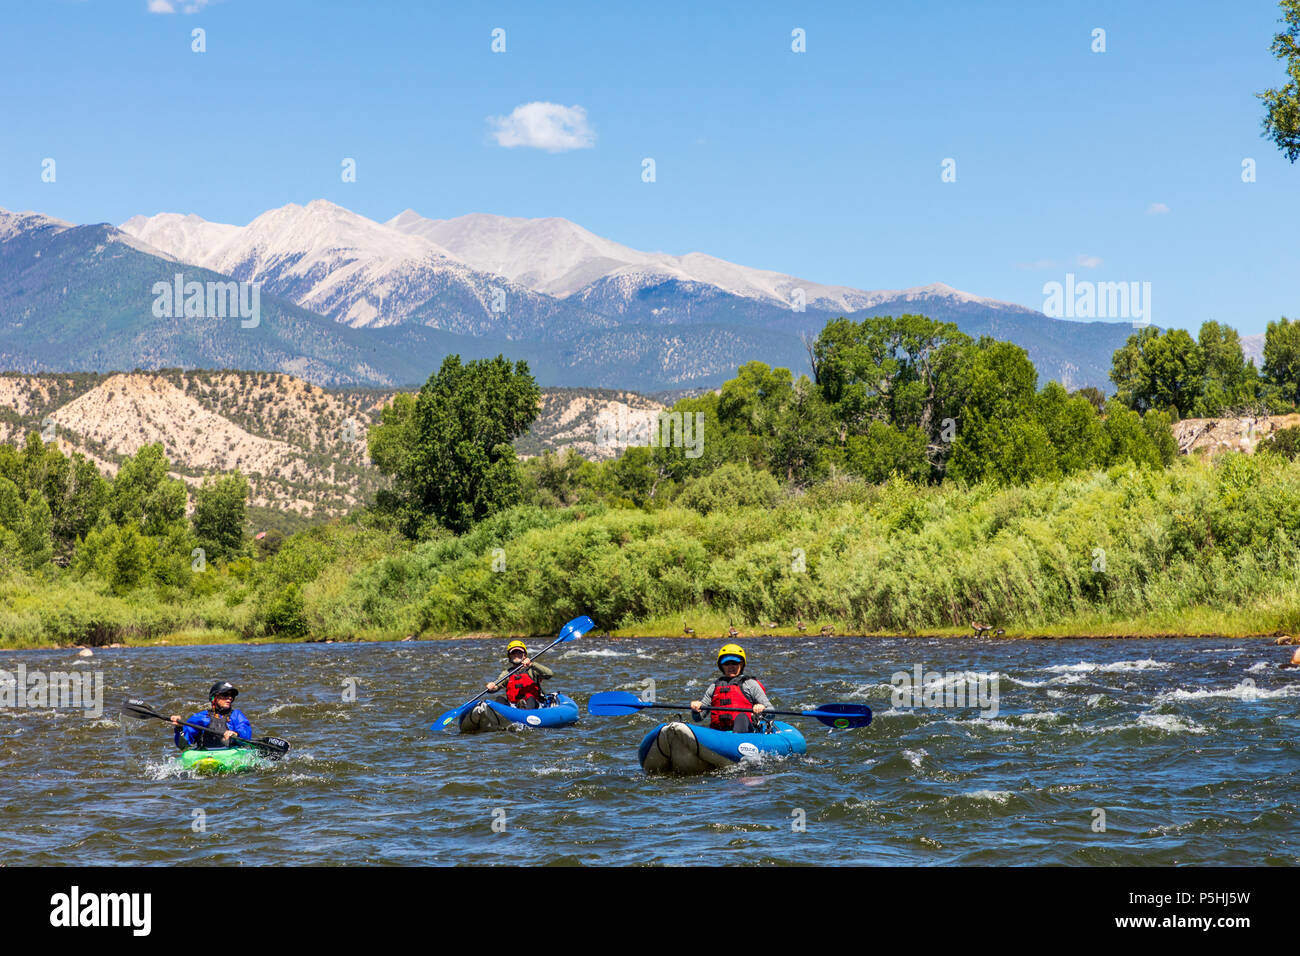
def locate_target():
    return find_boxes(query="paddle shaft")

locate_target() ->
[653,701,806,719]
[586,691,871,728]
[125,701,286,754]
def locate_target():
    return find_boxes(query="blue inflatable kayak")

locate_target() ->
[457,694,579,733]
[637,720,807,773]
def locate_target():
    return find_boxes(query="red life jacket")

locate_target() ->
[505,669,544,705]
[709,676,766,730]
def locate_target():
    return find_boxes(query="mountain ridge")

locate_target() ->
[0,200,1147,393]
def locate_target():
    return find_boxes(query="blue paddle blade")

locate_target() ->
[587,691,651,715]
[557,615,596,643]
[807,703,872,729]
[431,703,472,733]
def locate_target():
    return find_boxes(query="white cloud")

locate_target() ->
[148,0,212,13]
[488,103,596,152]
[1146,202,1170,215]
[1076,254,1103,269]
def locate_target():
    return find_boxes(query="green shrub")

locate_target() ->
[1260,425,1300,461]
[677,463,780,515]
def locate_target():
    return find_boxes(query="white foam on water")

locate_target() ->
[281,773,326,784]
[562,648,633,658]
[966,712,1061,732]
[1244,662,1271,674]
[1043,658,1170,674]
[964,789,1014,803]
[1132,713,1207,734]
[924,671,994,690]
[870,707,910,719]
[1086,694,1108,708]
[902,748,927,770]
[143,759,185,780]
[1099,658,1172,672]
[1153,682,1300,704]
[1003,675,1052,688]
[1043,662,1096,673]
[532,765,567,776]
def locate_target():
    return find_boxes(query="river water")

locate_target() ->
[2,637,1296,865]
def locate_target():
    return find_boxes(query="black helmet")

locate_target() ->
[208,681,239,701]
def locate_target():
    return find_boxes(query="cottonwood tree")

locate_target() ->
[369,355,540,536]
[1259,0,1300,162]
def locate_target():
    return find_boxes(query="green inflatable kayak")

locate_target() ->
[176,747,264,775]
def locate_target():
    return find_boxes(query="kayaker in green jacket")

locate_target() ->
[690,643,772,733]
[485,640,554,709]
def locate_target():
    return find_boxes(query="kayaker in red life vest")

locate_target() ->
[485,640,554,709]
[690,643,772,733]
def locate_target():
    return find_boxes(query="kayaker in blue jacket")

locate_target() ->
[690,643,772,733]
[170,681,252,749]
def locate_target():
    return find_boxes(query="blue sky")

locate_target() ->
[2,0,1296,334]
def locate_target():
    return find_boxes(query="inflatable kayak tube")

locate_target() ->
[458,694,580,733]
[637,720,807,774]
[175,747,264,775]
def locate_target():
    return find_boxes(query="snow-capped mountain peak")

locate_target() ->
[119,201,609,338]
[386,209,883,312]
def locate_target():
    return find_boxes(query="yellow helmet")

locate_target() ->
[717,643,746,670]
[505,640,528,658]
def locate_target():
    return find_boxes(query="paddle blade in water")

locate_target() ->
[809,703,873,729]
[257,736,291,759]
[431,703,472,733]
[586,691,651,716]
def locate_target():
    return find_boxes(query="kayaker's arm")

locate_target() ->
[531,662,554,680]
[230,709,253,741]
[174,711,209,749]
[690,684,717,721]
[743,679,772,711]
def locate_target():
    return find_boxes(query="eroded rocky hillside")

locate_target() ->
[0,371,665,519]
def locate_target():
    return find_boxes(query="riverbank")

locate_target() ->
[7,618,1296,652]
[6,454,1300,651]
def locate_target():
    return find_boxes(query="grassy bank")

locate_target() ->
[4,453,1300,650]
